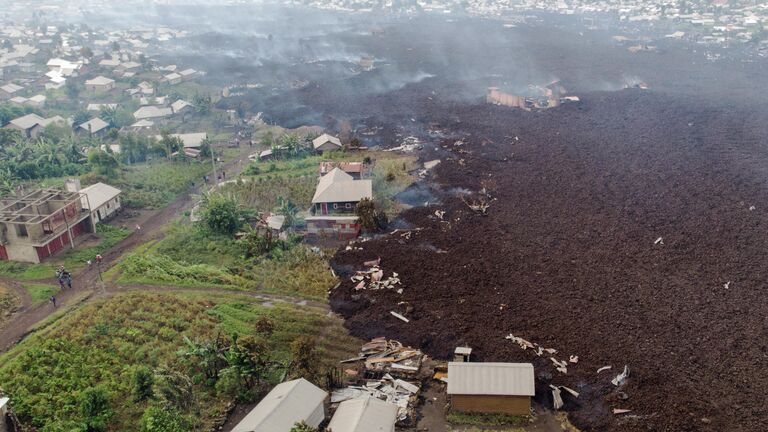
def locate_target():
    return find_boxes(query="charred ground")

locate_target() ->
[148,9,768,431]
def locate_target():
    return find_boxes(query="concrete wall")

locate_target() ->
[92,197,121,223]
[451,394,531,416]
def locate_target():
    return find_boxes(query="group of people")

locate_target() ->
[50,265,73,308]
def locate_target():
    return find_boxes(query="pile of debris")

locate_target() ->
[330,374,420,424]
[342,338,424,378]
[505,334,577,375]
[350,259,403,292]
[334,338,425,425]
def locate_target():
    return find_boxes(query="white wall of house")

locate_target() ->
[91,196,121,223]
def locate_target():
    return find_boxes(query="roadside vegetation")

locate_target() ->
[118,221,335,299]
[0,285,20,328]
[0,291,358,432]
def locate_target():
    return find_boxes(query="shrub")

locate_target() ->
[133,366,155,402]
[139,405,187,432]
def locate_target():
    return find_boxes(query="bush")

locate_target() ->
[139,406,187,432]
[198,193,246,236]
[133,366,155,402]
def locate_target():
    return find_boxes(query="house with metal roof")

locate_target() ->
[78,118,110,136]
[84,76,115,92]
[327,397,398,432]
[4,113,65,138]
[447,362,535,416]
[133,105,173,120]
[231,378,327,432]
[312,133,343,153]
[79,182,122,223]
[306,168,372,238]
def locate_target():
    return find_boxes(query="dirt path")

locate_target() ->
[0,145,255,353]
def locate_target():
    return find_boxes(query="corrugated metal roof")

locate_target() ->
[231,378,327,432]
[312,168,372,204]
[85,76,114,86]
[312,133,342,149]
[447,362,535,396]
[80,182,121,210]
[327,397,398,432]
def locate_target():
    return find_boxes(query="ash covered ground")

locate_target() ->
[129,6,768,431]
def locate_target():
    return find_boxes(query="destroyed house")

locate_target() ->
[447,362,535,416]
[306,168,372,238]
[231,378,327,432]
[0,189,94,263]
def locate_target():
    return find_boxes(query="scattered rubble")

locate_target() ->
[611,365,630,386]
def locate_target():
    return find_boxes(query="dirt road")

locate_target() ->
[0,146,253,353]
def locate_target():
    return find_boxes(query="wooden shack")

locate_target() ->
[447,362,534,416]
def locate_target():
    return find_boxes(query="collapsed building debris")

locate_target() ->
[351,263,402,293]
[461,196,490,215]
[550,384,580,410]
[334,338,426,425]
[330,374,419,424]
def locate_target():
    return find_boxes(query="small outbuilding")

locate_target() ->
[80,182,122,223]
[327,396,398,432]
[231,378,327,432]
[447,362,535,416]
[312,133,343,153]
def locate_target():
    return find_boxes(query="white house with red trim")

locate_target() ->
[306,168,372,238]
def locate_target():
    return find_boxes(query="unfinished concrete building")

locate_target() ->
[0,189,94,263]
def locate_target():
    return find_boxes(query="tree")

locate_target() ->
[289,336,320,384]
[274,196,298,228]
[65,80,82,99]
[199,137,212,158]
[88,150,119,178]
[80,387,112,432]
[139,406,187,432]
[73,110,91,126]
[356,197,386,231]
[192,93,212,115]
[280,134,302,158]
[198,193,244,236]
[159,132,184,158]
[80,46,94,59]
[239,226,274,258]
[133,366,155,402]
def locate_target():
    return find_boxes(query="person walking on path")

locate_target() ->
[65,272,72,289]
[58,276,65,290]
[50,296,56,307]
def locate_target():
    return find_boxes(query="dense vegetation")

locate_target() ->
[119,223,334,299]
[0,291,358,431]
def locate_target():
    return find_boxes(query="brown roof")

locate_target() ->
[319,161,364,175]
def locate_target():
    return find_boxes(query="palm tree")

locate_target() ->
[61,135,86,164]
[34,138,63,167]
[275,196,298,228]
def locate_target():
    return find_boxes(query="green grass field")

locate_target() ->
[0,291,359,432]
[21,283,60,307]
